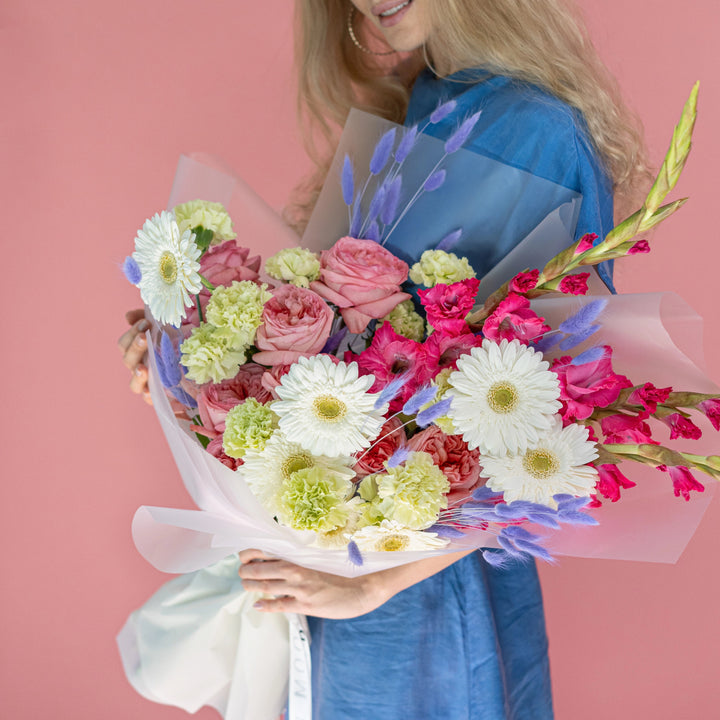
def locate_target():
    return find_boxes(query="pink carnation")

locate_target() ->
[628,382,672,416]
[408,426,482,506]
[595,464,636,502]
[659,464,704,501]
[207,437,243,471]
[418,278,480,335]
[424,331,483,374]
[183,241,261,328]
[600,414,658,445]
[348,322,430,412]
[558,272,590,296]
[310,236,410,333]
[552,349,633,421]
[483,293,550,344]
[575,233,598,254]
[661,412,702,440]
[508,269,540,293]
[698,398,720,431]
[353,417,406,479]
[253,284,333,366]
[196,363,272,436]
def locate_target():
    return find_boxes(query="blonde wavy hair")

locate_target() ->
[289,0,649,230]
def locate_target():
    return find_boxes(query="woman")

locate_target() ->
[120,1,647,717]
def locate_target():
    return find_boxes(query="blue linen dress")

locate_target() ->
[306,69,615,720]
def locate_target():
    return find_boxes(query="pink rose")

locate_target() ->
[552,348,633,421]
[509,269,539,293]
[183,241,262,327]
[558,272,590,296]
[595,464,636,502]
[575,232,598,254]
[310,237,410,333]
[261,364,291,400]
[408,425,482,506]
[418,278,480,335]
[253,284,333,366]
[348,322,430,413]
[600,414,657,445]
[661,412,702,440]
[424,331,482,373]
[196,363,271,435]
[483,293,551,344]
[207,437,243,471]
[628,382,672,416]
[353,417,407,479]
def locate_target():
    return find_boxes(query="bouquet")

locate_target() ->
[118,84,718,719]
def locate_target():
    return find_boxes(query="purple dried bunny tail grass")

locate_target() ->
[402,385,439,416]
[341,154,354,206]
[559,323,601,351]
[394,125,418,164]
[558,298,608,335]
[429,99,457,124]
[444,112,481,154]
[347,540,363,566]
[381,175,402,225]
[123,256,142,285]
[415,397,453,427]
[423,170,446,193]
[435,229,463,252]
[387,447,410,468]
[369,128,397,175]
[571,346,608,366]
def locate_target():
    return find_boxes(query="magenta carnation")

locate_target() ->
[418,278,480,336]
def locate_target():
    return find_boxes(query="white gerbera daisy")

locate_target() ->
[242,433,356,514]
[351,520,449,552]
[272,355,386,457]
[480,417,599,507]
[446,338,561,455]
[132,211,202,326]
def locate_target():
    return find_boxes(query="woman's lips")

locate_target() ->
[372,0,413,28]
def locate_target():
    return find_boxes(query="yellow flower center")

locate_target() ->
[487,381,519,413]
[377,534,409,552]
[281,453,313,480]
[159,251,178,284]
[313,394,347,423]
[522,448,559,479]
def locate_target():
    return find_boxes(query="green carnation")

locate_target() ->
[173,200,236,243]
[409,249,475,287]
[205,280,272,345]
[380,299,425,342]
[278,466,354,532]
[180,323,247,384]
[222,398,276,458]
[265,247,321,288]
[374,451,449,529]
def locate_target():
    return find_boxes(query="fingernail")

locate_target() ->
[137,320,149,332]
[135,335,147,348]
[134,366,145,376]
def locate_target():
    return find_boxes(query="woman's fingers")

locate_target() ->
[130,364,148,394]
[125,308,145,325]
[121,323,149,370]
[253,596,302,613]
[238,548,274,565]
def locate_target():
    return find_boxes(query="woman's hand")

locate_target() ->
[238,546,475,619]
[118,309,151,403]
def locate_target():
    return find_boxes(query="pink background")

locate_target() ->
[2,0,718,717]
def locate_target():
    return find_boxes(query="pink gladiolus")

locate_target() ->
[408,425,482,506]
[558,272,590,296]
[601,414,658,445]
[698,398,720,431]
[509,269,539,293]
[310,236,410,333]
[628,382,672,416]
[424,331,483,373]
[575,232,597,254]
[659,465,705,501]
[253,284,333,366]
[595,464,636,502]
[662,412,702,440]
[418,277,480,336]
[552,349,633,421]
[483,293,551,345]
[628,240,650,255]
[349,322,431,412]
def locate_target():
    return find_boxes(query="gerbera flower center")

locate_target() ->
[377,534,409,552]
[281,452,313,480]
[313,394,347,422]
[486,381,519,413]
[522,448,560,479]
[159,251,178,284]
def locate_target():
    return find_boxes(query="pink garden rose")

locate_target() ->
[418,278,480,336]
[196,363,271,436]
[207,437,243,471]
[552,348,633,421]
[183,241,262,327]
[408,425,482,506]
[595,464,636,502]
[310,237,410,333]
[600,414,657,445]
[483,293,551,344]
[253,284,333,366]
[348,322,430,413]
[353,417,407,479]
